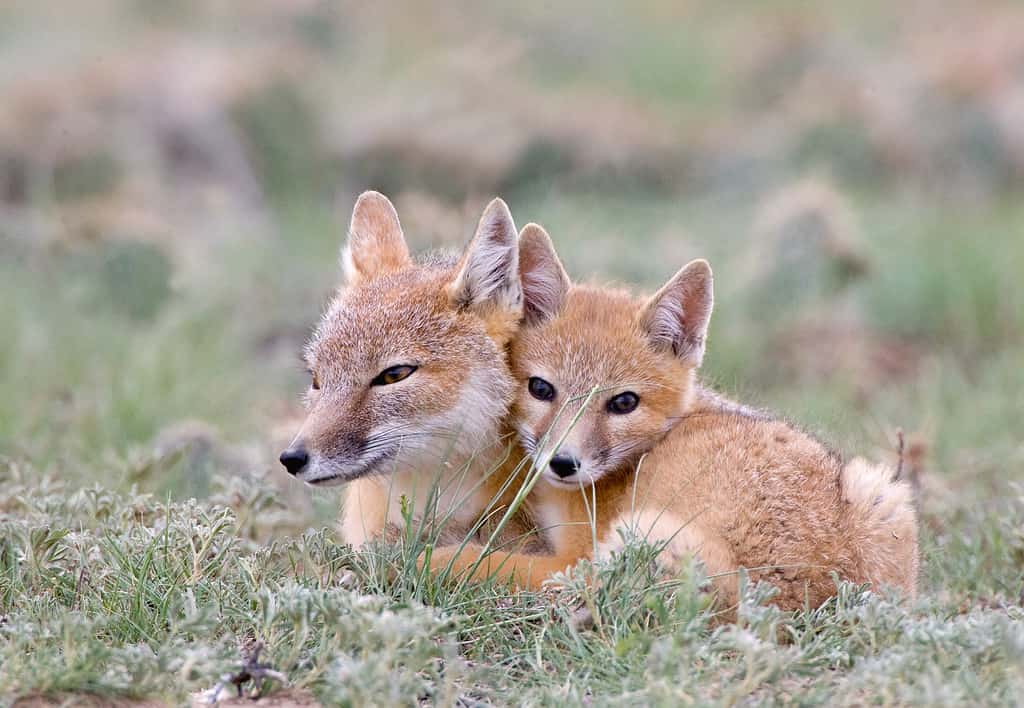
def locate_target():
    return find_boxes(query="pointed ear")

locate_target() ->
[638,259,714,367]
[518,223,570,325]
[342,191,410,284]
[448,198,521,311]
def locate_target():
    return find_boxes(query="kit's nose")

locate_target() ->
[549,454,581,479]
[279,446,309,476]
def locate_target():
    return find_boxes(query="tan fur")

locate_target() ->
[432,232,918,612]
[285,192,540,550]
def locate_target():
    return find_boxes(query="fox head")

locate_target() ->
[280,191,522,485]
[511,225,713,488]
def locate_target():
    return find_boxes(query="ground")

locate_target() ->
[1,1,1023,706]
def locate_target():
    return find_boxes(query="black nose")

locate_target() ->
[279,447,309,476]
[549,454,580,478]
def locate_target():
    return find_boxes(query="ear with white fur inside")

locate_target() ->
[638,259,714,367]
[518,223,570,325]
[448,198,521,311]
[342,190,411,284]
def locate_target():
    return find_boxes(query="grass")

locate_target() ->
[2,467,1022,704]
[3,0,1024,705]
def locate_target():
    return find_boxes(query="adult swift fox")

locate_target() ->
[428,226,919,611]
[279,191,540,549]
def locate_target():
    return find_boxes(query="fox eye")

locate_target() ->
[310,372,320,390]
[607,391,639,414]
[372,365,418,386]
[528,376,556,401]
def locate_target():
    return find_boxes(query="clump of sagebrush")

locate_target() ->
[746,178,870,312]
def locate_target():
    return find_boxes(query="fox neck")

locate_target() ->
[373,426,530,532]
[690,380,765,419]
[689,380,720,411]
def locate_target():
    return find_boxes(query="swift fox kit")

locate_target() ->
[280,191,538,548]
[430,227,919,611]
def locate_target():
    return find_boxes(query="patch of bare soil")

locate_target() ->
[771,319,924,394]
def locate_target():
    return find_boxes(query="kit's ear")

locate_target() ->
[448,198,521,311]
[342,191,410,284]
[518,223,570,325]
[638,259,714,367]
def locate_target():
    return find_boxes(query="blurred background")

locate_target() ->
[1,1,1021,581]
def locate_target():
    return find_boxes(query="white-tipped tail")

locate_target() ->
[840,457,919,597]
